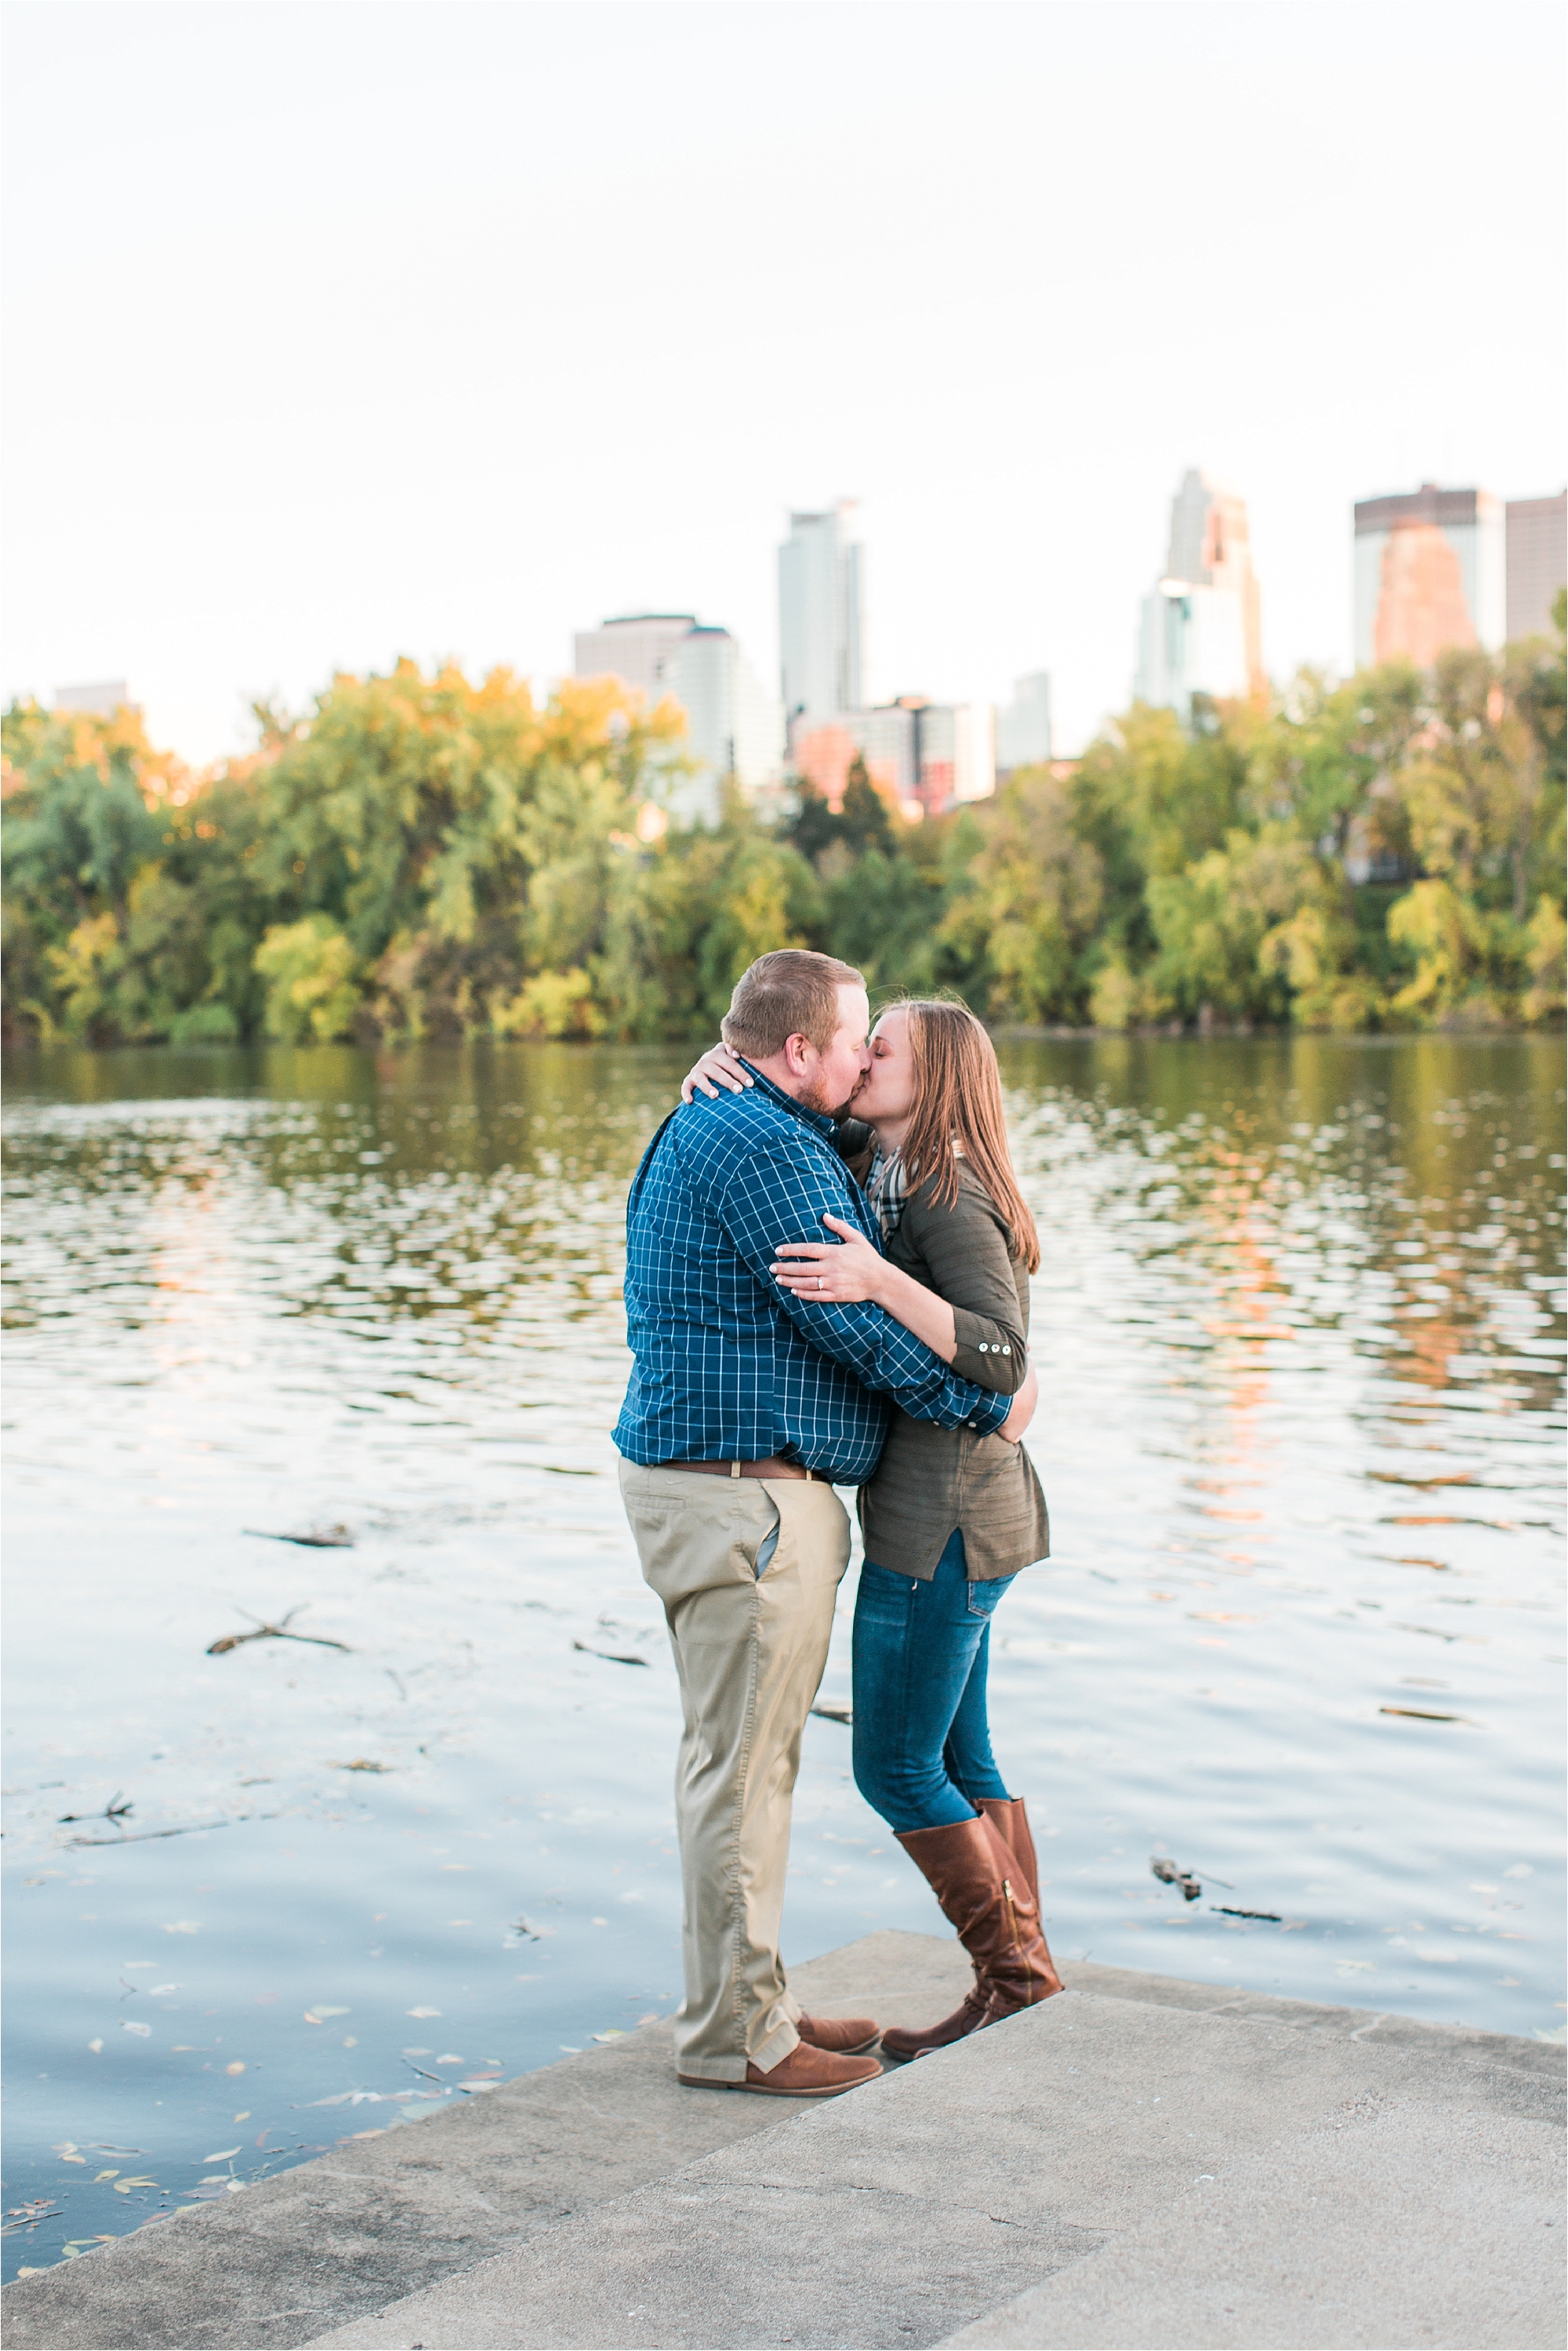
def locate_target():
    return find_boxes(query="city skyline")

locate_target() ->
[4,2,1563,767]
[60,453,1568,804]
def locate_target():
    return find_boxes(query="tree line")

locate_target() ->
[3,601,1563,1047]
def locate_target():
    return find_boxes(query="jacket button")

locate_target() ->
[1001,1345,1011,1355]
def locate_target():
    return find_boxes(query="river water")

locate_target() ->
[2,1035,1563,2277]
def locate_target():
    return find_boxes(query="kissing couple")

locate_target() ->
[614,949,1062,2095]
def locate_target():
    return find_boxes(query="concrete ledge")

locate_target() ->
[0,1932,971,2351]
[943,2099,1562,2349]
[5,1935,1563,2351]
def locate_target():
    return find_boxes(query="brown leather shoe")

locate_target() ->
[679,2041,880,2095]
[880,1812,1062,2062]
[797,2011,880,2055]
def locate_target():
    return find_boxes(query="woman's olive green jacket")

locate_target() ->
[846,1141,1050,1584]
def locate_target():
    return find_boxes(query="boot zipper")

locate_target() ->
[1001,1876,1036,2006]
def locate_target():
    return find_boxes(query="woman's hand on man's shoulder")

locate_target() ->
[681,1042,754,1103]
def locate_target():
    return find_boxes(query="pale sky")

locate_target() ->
[4,0,1563,764]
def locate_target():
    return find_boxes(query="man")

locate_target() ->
[614,949,1019,2096]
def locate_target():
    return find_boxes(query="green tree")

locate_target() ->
[938,767,1104,1021]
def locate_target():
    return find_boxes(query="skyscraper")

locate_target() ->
[1134,470,1265,714]
[778,505,863,734]
[1163,471,1265,692]
[572,614,696,706]
[1352,484,1504,669]
[995,673,1054,775]
[654,626,783,824]
[1504,492,1567,641]
[573,612,782,824]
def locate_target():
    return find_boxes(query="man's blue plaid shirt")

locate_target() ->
[612,1068,1011,1482]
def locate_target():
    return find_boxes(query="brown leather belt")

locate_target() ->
[655,1456,817,1482]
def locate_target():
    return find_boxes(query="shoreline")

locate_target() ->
[3,1021,1563,1058]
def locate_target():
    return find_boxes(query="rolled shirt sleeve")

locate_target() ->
[950,1305,1029,1394]
[898,1180,1030,1397]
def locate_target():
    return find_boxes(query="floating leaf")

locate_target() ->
[405,2006,441,2019]
[202,2148,241,2162]
[121,2020,152,2038]
[241,1526,354,1548]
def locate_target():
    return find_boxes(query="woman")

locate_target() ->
[684,999,1061,2058]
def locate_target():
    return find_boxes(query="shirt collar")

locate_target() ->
[737,1060,842,1138]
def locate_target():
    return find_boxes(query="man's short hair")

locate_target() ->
[721,949,866,1059]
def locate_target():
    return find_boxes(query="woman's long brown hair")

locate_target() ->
[895,999,1040,1272]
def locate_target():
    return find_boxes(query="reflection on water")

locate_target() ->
[2,1036,1563,2277]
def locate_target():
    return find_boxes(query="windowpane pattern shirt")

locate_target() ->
[612,1070,1010,1482]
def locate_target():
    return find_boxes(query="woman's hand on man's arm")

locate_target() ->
[681,1043,753,1102]
[771,1214,960,1363]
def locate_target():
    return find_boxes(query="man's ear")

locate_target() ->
[782,1031,814,1076]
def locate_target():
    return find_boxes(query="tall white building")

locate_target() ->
[1135,470,1264,715]
[1136,582,1250,715]
[655,626,783,825]
[778,505,863,734]
[573,611,782,825]
[995,673,1053,774]
[572,614,695,706]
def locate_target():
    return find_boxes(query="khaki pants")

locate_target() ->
[619,1460,851,2081]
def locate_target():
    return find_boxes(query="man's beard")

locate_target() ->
[798,1069,847,1117]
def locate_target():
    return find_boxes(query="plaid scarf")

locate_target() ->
[866,1145,909,1239]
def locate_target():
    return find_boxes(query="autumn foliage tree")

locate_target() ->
[4,600,1563,1045]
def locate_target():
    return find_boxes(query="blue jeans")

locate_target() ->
[851,1528,1017,1834]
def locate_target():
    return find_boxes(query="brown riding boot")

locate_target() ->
[977,1795,1039,1906]
[880,1813,1062,2062]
